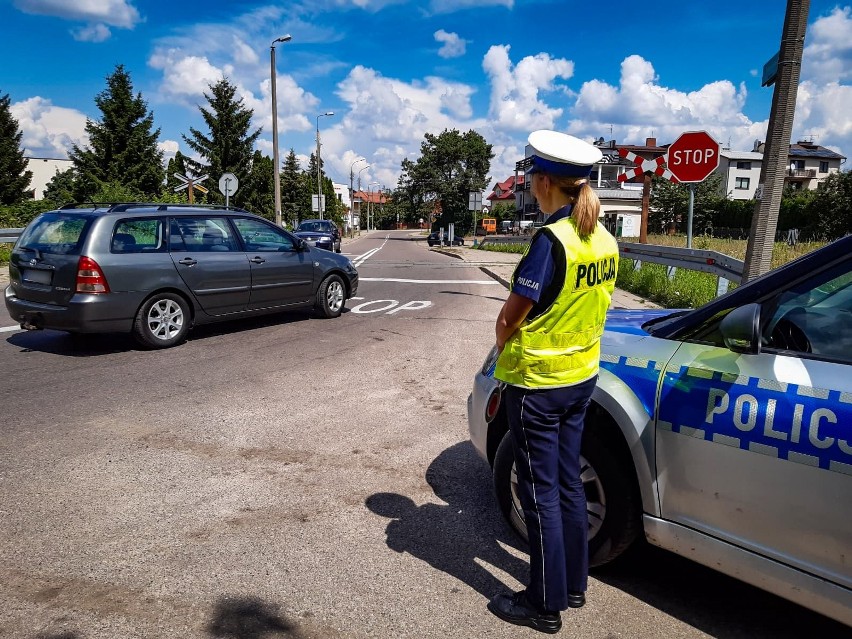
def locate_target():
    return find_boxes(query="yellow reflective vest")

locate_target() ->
[495,218,619,388]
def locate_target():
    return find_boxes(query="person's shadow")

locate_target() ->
[365,440,529,600]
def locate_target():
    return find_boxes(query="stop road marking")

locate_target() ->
[348,298,433,314]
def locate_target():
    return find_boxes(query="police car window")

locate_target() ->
[763,260,852,362]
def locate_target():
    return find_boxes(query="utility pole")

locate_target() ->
[742,0,810,281]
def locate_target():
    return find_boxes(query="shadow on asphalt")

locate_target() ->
[368,442,849,637]
[206,596,300,638]
[438,290,507,303]
[593,542,850,638]
[4,309,319,357]
[366,441,529,601]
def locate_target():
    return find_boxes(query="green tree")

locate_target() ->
[400,129,493,234]
[182,78,261,208]
[241,150,274,218]
[808,171,852,240]
[69,65,164,199]
[650,173,723,235]
[280,149,304,227]
[43,167,77,207]
[164,150,190,201]
[0,93,33,204]
[491,201,515,222]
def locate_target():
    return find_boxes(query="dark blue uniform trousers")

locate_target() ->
[504,376,596,612]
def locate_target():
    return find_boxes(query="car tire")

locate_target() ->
[133,292,190,349]
[315,274,346,318]
[493,428,641,567]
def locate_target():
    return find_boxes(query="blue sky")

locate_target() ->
[3,0,851,193]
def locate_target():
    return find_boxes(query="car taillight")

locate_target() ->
[76,256,110,294]
[485,387,502,422]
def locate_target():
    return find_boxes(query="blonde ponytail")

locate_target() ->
[552,177,600,237]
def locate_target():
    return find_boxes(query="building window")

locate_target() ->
[734,177,750,190]
[736,161,752,170]
[791,159,805,170]
[819,161,829,173]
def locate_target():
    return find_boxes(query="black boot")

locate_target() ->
[487,590,562,634]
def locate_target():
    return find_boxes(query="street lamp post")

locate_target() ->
[315,111,334,220]
[270,35,292,227]
[349,157,365,234]
[357,165,370,230]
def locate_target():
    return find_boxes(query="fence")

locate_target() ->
[480,235,743,297]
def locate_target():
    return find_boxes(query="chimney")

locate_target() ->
[645,137,656,147]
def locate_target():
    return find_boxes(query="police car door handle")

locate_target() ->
[177,257,197,266]
[249,256,266,264]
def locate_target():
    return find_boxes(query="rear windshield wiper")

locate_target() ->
[18,245,43,261]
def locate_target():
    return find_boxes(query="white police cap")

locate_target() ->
[526,130,603,178]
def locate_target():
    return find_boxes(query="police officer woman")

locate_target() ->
[487,130,619,634]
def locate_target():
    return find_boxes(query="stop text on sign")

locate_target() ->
[670,148,717,166]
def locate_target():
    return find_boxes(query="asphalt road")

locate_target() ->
[0,230,848,638]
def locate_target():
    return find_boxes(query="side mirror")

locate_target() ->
[720,303,761,355]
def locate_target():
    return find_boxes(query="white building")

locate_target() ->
[25,157,72,199]
[715,141,846,200]
[718,150,763,200]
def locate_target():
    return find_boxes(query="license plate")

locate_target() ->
[22,268,53,285]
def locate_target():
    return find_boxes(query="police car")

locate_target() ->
[467,235,852,626]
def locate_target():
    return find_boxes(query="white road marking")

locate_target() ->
[351,235,390,267]
[0,324,21,333]
[359,277,498,285]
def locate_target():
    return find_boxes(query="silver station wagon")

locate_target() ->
[468,235,852,626]
[4,203,359,348]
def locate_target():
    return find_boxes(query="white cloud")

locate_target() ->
[326,65,482,187]
[434,29,467,58]
[567,54,756,150]
[10,97,89,158]
[482,45,574,131]
[802,6,852,85]
[795,7,852,154]
[71,23,111,42]
[13,0,141,28]
[429,0,512,14]
[158,139,179,166]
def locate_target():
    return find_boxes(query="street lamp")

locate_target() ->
[348,157,365,234]
[315,111,334,220]
[270,34,292,227]
[357,165,370,230]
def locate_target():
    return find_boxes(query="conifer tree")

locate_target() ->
[0,93,33,204]
[241,150,274,218]
[280,149,304,226]
[69,65,164,199]
[165,150,190,201]
[182,78,261,206]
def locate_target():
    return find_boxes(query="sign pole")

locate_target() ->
[687,184,695,248]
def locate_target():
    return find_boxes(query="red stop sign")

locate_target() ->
[667,131,720,183]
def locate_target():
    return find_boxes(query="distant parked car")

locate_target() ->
[4,203,358,348]
[293,219,341,253]
[427,232,464,247]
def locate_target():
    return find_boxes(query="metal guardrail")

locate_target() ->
[479,236,744,297]
[1,228,23,244]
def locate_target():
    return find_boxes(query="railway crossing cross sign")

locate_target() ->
[173,172,209,204]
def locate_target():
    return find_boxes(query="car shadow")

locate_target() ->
[593,542,851,638]
[365,441,529,602]
[4,309,321,357]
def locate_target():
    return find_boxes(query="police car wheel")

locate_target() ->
[493,429,640,567]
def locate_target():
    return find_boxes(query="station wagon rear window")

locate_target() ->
[16,213,92,255]
[111,218,166,253]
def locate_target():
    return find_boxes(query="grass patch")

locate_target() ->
[475,241,528,254]
[479,233,829,308]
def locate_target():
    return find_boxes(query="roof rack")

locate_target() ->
[58,202,121,210]
[107,203,250,213]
